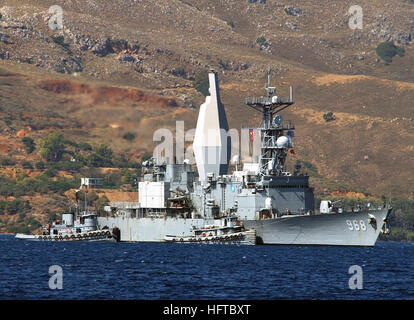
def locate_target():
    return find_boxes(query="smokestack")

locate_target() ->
[193,72,231,182]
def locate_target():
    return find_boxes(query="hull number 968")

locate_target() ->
[346,220,366,231]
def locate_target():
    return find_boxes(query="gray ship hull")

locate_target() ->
[98,217,218,243]
[98,208,390,246]
[244,208,391,246]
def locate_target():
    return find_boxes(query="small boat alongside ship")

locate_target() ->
[15,187,120,242]
[163,215,256,245]
[15,210,119,242]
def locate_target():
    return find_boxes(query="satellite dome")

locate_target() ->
[273,115,283,126]
[276,136,290,148]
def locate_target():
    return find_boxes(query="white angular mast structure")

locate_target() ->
[193,71,231,182]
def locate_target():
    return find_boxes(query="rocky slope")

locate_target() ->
[0,0,414,200]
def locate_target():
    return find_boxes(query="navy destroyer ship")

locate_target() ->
[98,70,391,246]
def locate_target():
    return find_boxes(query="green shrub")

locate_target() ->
[18,211,26,222]
[8,223,30,234]
[39,132,66,162]
[108,39,127,52]
[141,153,153,163]
[0,199,31,215]
[407,232,414,242]
[78,142,92,151]
[112,154,138,168]
[227,21,235,28]
[26,217,42,230]
[63,139,79,148]
[293,160,318,176]
[376,41,405,63]
[22,137,35,154]
[43,167,57,178]
[171,67,186,78]
[1,158,16,166]
[121,168,138,185]
[87,144,113,167]
[323,112,336,122]
[7,216,42,233]
[22,161,33,169]
[46,210,58,222]
[95,195,110,215]
[35,161,45,170]
[51,35,72,55]
[48,161,82,172]
[123,132,136,141]
[388,227,407,241]
[256,36,266,45]
[193,69,210,97]
[101,172,123,188]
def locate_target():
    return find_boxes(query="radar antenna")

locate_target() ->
[245,68,295,176]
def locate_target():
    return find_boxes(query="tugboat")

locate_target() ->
[15,210,119,242]
[163,215,256,245]
[15,188,120,242]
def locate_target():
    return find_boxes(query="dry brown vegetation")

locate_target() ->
[0,0,414,205]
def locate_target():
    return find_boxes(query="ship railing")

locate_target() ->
[241,121,294,131]
[245,97,293,106]
[281,120,295,130]
[146,212,167,219]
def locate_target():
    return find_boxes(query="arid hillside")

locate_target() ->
[1,0,414,200]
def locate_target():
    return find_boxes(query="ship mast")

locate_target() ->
[245,67,294,176]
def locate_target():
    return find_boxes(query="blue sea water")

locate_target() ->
[0,234,413,300]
